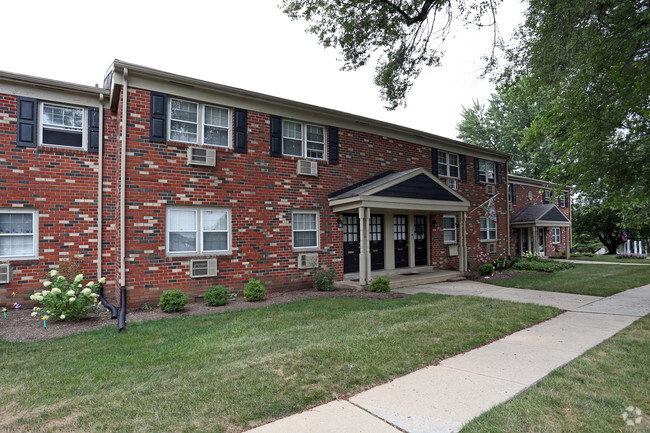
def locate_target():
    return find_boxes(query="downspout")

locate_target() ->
[97,93,117,318]
[118,68,128,331]
[506,167,511,258]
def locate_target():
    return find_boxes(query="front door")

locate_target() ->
[522,228,529,254]
[393,215,409,268]
[369,215,385,270]
[538,228,545,256]
[343,214,360,273]
[414,215,428,266]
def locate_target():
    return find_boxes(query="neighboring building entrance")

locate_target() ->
[414,215,428,266]
[538,228,545,255]
[369,215,385,270]
[343,214,360,273]
[393,215,409,268]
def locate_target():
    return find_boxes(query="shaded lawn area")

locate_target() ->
[487,264,650,297]
[0,294,557,433]
[563,255,649,264]
[461,315,649,433]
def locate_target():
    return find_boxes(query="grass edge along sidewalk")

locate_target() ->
[485,263,650,297]
[460,314,649,433]
[0,294,558,433]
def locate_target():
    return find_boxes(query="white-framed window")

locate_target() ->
[507,184,513,202]
[558,194,567,207]
[0,209,38,259]
[40,102,86,149]
[443,215,457,244]
[552,228,561,244]
[438,151,459,178]
[169,98,231,147]
[478,160,495,183]
[282,120,326,160]
[543,189,551,204]
[480,217,497,240]
[292,211,319,249]
[166,207,230,255]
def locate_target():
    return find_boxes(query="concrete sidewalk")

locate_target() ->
[247,283,649,433]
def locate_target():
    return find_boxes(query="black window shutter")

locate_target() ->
[512,183,517,203]
[88,107,100,153]
[431,148,439,176]
[460,155,467,181]
[17,97,37,147]
[474,157,481,183]
[496,162,503,185]
[149,91,167,142]
[328,126,339,164]
[233,108,248,153]
[543,189,549,204]
[269,115,282,157]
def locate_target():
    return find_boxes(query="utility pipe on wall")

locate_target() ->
[118,68,128,332]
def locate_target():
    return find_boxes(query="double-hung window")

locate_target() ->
[558,194,567,207]
[443,215,457,244]
[552,228,561,244]
[40,103,86,149]
[478,160,495,183]
[438,151,459,178]
[543,189,551,204]
[169,98,230,147]
[166,207,230,255]
[0,210,38,259]
[292,211,319,249]
[480,217,497,240]
[282,120,325,159]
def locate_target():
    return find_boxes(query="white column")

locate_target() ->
[358,207,371,285]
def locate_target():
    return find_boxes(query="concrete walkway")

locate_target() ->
[246,282,650,433]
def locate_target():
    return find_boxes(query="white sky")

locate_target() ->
[2,0,526,140]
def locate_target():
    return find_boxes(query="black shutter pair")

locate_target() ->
[18,97,101,153]
[474,157,481,183]
[512,183,517,203]
[269,115,339,164]
[496,162,503,185]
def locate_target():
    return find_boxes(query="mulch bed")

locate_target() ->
[1,288,407,343]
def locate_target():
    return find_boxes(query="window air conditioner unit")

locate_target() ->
[296,160,318,177]
[485,184,496,195]
[447,179,458,190]
[187,147,217,167]
[190,258,218,278]
[298,253,319,269]
[486,243,497,253]
[0,263,11,284]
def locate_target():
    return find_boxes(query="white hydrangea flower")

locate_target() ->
[69,297,76,303]
[31,312,37,317]
[43,281,52,287]
[30,295,36,301]
[50,269,58,277]
[60,314,66,320]
[81,288,91,296]
[74,274,83,282]
[34,295,44,301]
[67,290,75,297]
[42,291,50,296]
[98,277,106,284]
[86,281,94,287]
[51,288,61,295]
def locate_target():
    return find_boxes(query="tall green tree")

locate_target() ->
[281,0,503,109]
[504,0,650,226]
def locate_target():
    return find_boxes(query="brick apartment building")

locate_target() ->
[0,60,571,308]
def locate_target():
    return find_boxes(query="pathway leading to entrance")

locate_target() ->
[246,282,650,433]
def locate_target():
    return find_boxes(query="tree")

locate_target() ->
[281,0,503,109]
[573,199,624,255]
[456,76,558,178]
[503,0,650,226]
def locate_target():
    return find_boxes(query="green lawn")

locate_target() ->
[0,294,557,433]
[487,264,650,297]
[563,254,649,264]
[461,315,649,433]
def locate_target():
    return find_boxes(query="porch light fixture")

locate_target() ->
[337,217,343,228]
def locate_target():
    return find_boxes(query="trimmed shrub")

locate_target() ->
[616,253,647,260]
[244,279,266,302]
[313,269,335,291]
[513,260,575,272]
[368,277,391,293]
[30,270,103,321]
[205,286,228,307]
[159,290,188,313]
[478,263,494,275]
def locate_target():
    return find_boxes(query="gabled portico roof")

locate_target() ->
[328,168,470,213]
[510,204,571,227]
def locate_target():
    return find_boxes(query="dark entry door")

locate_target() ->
[414,215,428,266]
[393,215,409,268]
[522,228,528,254]
[369,215,384,270]
[343,214,360,273]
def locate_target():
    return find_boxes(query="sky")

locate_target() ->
[2,0,526,140]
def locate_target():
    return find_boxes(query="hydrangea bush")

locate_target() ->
[30,270,104,321]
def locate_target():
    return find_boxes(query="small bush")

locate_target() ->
[30,270,103,321]
[495,257,507,270]
[509,256,521,266]
[479,263,494,275]
[313,269,335,291]
[159,290,188,313]
[368,277,391,293]
[205,286,228,307]
[244,279,266,302]
[513,260,575,272]
[616,253,647,260]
